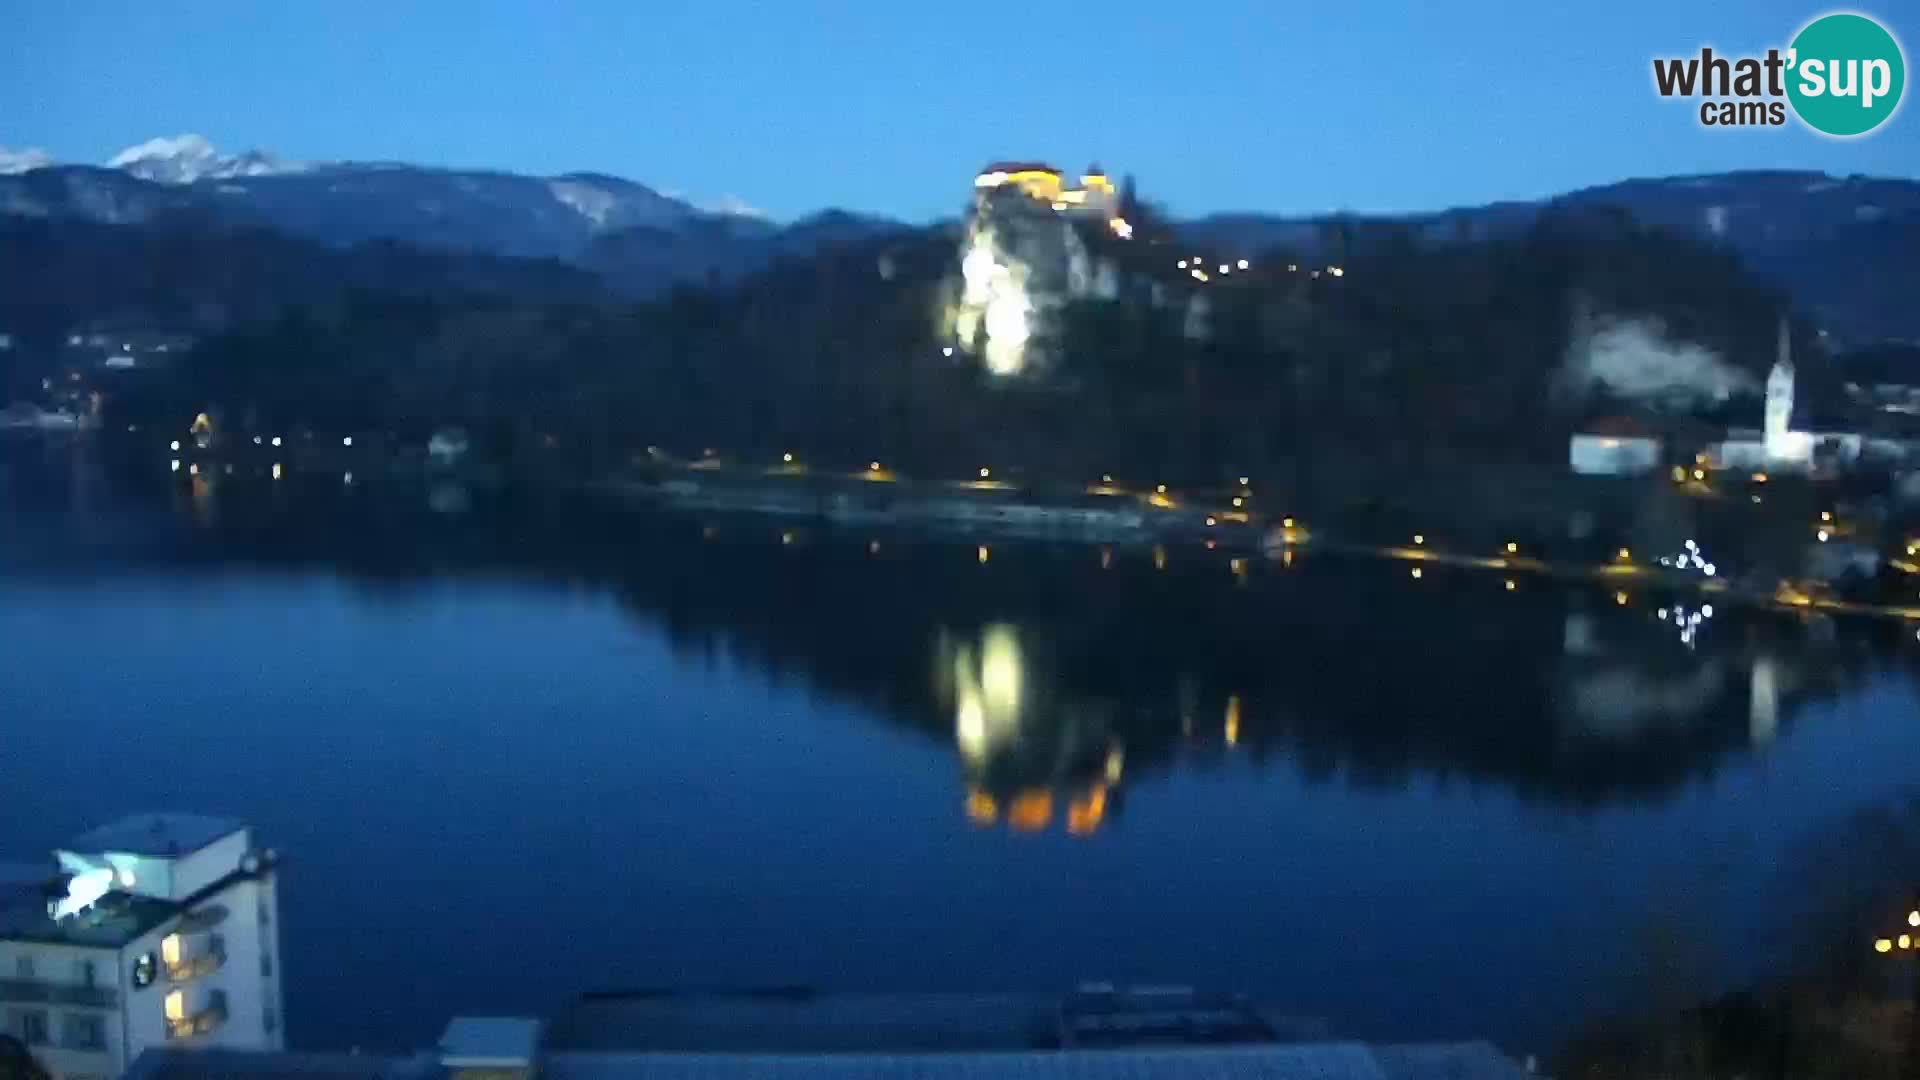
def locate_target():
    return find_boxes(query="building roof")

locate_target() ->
[440,1017,544,1066]
[540,1044,1526,1080]
[125,1045,1528,1080]
[68,813,242,858]
[125,1050,440,1080]
[0,885,178,948]
[980,161,1061,176]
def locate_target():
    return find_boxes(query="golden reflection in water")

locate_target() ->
[1007,790,1053,831]
[1153,545,1167,571]
[965,789,999,826]
[189,473,215,527]
[1066,785,1108,836]
[1225,694,1242,746]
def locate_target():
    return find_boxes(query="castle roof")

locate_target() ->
[979,162,1061,176]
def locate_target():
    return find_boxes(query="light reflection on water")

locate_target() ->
[5,469,1920,1059]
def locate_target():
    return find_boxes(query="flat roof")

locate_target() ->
[542,1044,1528,1080]
[440,1016,543,1065]
[0,887,178,948]
[125,1045,1528,1080]
[125,1049,440,1080]
[69,813,243,858]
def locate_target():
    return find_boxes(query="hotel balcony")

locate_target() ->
[162,929,226,983]
[164,987,228,1040]
[0,976,119,1009]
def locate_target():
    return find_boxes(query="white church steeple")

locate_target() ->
[1764,316,1813,466]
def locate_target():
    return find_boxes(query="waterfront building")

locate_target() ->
[1569,416,1663,476]
[0,815,284,1080]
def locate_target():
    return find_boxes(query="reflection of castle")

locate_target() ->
[939,624,1123,836]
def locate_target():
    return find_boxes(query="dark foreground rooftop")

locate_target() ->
[129,1043,1529,1080]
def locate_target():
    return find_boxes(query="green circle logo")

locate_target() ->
[1787,13,1906,136]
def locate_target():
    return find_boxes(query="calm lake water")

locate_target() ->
[6,455,1920,1057]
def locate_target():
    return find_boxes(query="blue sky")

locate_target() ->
[3,0,1915,221]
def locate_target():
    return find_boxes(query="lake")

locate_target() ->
[5,456,1920,1058]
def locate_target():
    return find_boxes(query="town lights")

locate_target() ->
[1506,542,1518,554]
[782,452,794,463]
[979,467,991,479]
[169,440,180,451]
[1617,548,1632,562]
[271,436,282,447]
[1413,534,1425,545]
[1237,259,1249,270]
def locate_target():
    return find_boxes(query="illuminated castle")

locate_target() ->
[972,161,1119,220]
[950,161,1127,377]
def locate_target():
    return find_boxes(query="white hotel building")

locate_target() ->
[0,815,284,1080]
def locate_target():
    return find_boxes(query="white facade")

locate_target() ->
[1,816,283,1080]
[1756,324,1864,472]
[1569,433,1662,476]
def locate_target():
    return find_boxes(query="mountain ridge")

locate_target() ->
[1,138,1913,340]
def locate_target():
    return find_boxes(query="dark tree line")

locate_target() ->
[86,205,1798,485]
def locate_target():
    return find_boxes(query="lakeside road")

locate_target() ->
[590,470,1920,629]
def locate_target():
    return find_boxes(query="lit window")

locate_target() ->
[162,934,182,967]
[165,989,186,1022]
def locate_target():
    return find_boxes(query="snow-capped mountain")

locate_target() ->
[0,137,912,298]
[0,146,54,175]
[107,134,306,184]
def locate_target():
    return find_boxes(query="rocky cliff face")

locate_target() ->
[948,188,1111,378]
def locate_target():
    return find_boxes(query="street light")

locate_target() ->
[1871,903,1920,1078]
[979,467,991,479]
